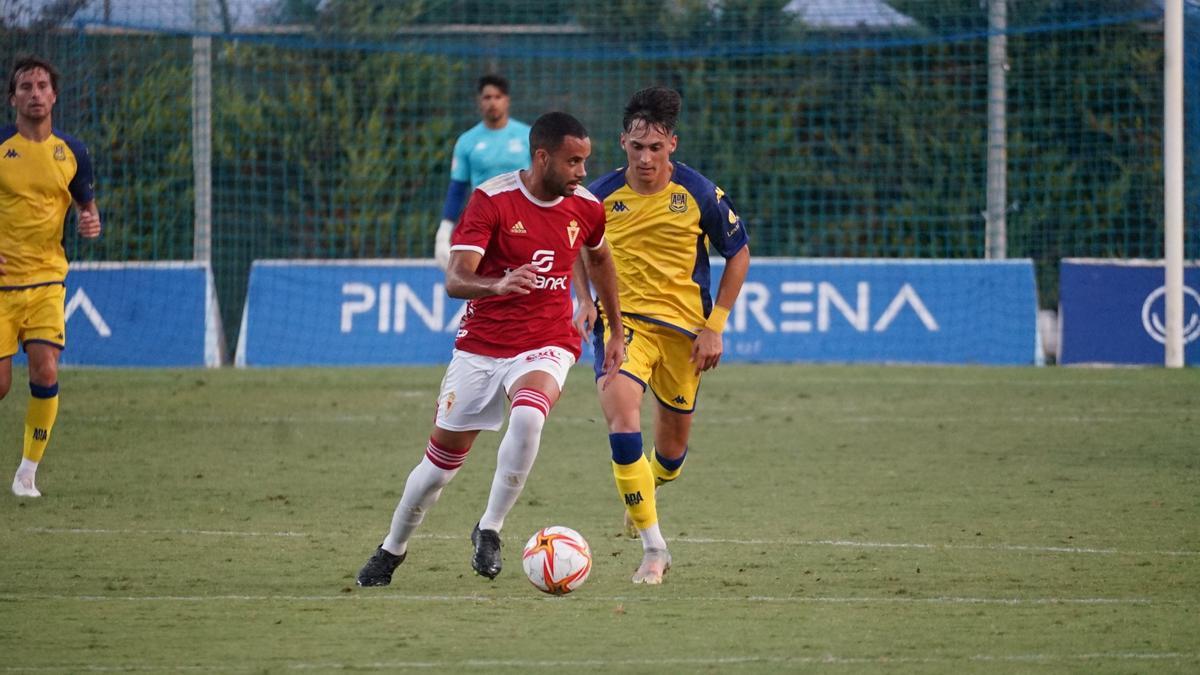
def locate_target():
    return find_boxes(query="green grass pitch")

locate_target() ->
[1,364,1198,672]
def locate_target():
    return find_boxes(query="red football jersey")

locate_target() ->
[450,171,606,359]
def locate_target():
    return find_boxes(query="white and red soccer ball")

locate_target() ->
[522,526,592,595]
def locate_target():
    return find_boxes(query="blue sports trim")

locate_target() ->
[609,432,644,465]
[30,382,58,398]
[589,311,606,377]
[626,313,697,339]
[23,339,65,352]
[589,312,647,391]
[585,168,626,201]
[0,281,66,291]
[655,447,687,471]
[440,179,470,221]
[0,125,17,145]
[57,128,96,205]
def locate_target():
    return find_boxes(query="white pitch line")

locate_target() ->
[680,536,1200,557]
[0,593,1159,606]
[3,651,1197,672]
[24,527,311,538]
[23,527,1198,557]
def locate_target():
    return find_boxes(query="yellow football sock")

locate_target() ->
[612,455,657,529]
[650,449,686,487]
[23,385,59,463]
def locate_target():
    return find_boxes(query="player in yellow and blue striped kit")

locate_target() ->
[575,87,751,583]
[2,56,102,497]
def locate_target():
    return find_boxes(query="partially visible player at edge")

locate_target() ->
[574,86,750,584]
[357,111,625,587]
[433,73,531,269]
[2,56,102,498]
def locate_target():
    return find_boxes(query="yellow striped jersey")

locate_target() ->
[588,162,748,335]
[0,125,94,289]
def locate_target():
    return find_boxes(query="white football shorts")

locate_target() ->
[434,346,576,432]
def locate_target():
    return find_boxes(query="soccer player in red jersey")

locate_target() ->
[357,112,625,586]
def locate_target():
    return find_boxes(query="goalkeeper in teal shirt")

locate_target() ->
[434,74,531,268]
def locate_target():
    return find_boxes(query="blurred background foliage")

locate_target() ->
[0,0,1194,348]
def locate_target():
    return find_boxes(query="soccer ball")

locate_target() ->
[521,526,592,595]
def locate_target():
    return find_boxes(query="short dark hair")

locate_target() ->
[529,112,588,155]
[9,55,59,97]
[477,73,509,96]
[622,86,681,135]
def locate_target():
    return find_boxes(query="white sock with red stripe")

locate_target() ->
[478,389,551,532]
[382,437,470,556]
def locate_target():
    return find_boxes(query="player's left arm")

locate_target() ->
[582,239,625,390]
[571,253,596,337]
[76,200,101,239]
[691,183,751,374]
[67,138,100,239]
[691,245,749,374]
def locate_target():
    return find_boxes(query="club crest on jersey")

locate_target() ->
[53,145,66,161]
[511,221,527,234]
[567,220,580,247]
[669,193,688,213]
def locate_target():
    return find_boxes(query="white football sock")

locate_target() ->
[640,523,668,551]
[478,404,546,533]
[17,458,38,476]
[382,456,459,556]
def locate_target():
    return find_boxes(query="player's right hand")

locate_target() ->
[494,263,538,296]
[434,219,454,270]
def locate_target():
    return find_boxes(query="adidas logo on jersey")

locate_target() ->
[611,201,628,212]
[3,148,18,159]
[510,221,527,234]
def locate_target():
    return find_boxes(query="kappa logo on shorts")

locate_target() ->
[672,395,688,406]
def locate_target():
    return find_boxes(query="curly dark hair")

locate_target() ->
[622,86,681,135]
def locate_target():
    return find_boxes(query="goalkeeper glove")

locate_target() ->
[434,219,454,270]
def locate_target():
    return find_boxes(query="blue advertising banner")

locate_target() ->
[237,258,1039,367]
[49,262,222,367]
[712,258,1039,365]
[1059,259,1200,365]
[237,261,465,367]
